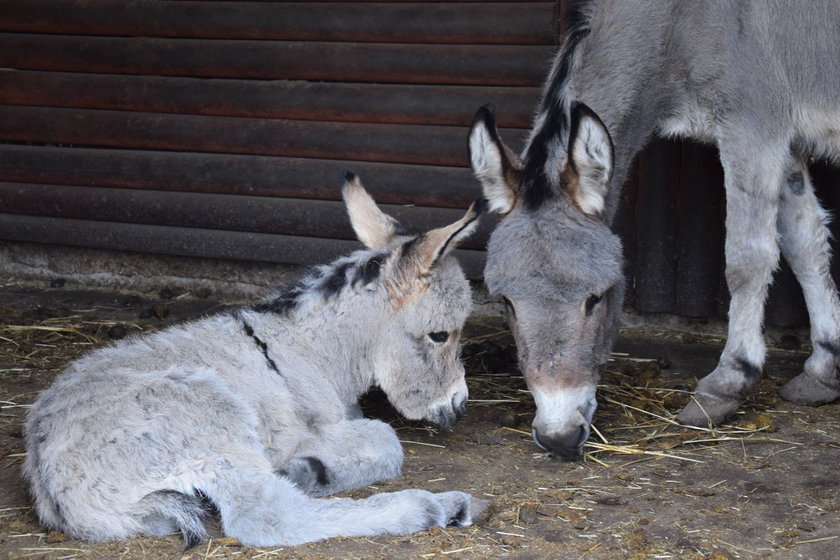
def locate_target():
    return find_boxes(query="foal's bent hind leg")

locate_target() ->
[275,418,404,497]
[777,159,840,404]
[677,140,787,426]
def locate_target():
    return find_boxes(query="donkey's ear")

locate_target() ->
[468,106,522,215]
[342,171,403,250]
[565,102,613,216]
[412,198,486,276]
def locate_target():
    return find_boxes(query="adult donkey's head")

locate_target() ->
[469,103,624,458]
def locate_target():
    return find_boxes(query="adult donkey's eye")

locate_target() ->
[428,331,449,343]
[585,294,603,316]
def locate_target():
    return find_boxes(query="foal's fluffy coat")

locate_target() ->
[23,175,486,547]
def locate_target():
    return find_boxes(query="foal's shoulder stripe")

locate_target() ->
[240,318,281,376]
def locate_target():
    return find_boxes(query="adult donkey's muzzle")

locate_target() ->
[532,424,590,459]
[530,384,598,459]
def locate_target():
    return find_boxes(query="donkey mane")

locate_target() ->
[522,0,593,211]
[252,250,388,316]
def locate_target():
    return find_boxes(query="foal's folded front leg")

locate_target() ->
[274,418,404,497]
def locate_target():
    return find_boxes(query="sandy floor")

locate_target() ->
[1,281,838,560]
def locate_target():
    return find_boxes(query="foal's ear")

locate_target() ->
[342,171,403,250]
[565,102,613,217]
[412,198,486,276]
[468,106,522,215]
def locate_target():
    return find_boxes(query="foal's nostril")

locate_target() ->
[452,395,467,420]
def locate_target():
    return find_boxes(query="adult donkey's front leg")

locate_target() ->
[777,159,840,404]
[678,141,787,427]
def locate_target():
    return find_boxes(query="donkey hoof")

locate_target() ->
[779,372,840,405]
[277,456,331,496]
[676,393,740,427]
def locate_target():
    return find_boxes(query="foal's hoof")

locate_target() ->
[676,393,740,427]
[779,372,840,405]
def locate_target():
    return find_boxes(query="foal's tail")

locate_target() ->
[137,490,209,549]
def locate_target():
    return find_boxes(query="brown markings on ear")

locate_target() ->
[384,198,485,308]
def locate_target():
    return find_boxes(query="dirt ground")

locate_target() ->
[1,280,838,560]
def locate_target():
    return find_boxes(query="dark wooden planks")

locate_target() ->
[0,106,526,167]
[2,1,557,45]
[0,71,540,127]
[0,213,486,279]
[0,182,493,250]
[674,142,725,318]
[631,140,681,313]
[0,34,554,85]
[0,146,482,208]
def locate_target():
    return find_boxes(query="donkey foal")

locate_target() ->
[23,174,486,547]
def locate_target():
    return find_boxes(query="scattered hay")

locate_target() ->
[461,325,807,466]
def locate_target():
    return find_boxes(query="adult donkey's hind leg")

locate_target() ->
[777,159,840,404]
[678,139,787,427]
[275,418,404,497]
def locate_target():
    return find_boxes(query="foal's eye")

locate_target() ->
[585,294,603,316]
[428,331,449,343]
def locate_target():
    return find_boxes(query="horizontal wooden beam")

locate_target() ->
[0,182,494,250]
[0,71,540,127]
[0,107,526,167]
[0,146,481,208]
[0,33,554,85]
[2,1,557,45]
[0,213,487,279]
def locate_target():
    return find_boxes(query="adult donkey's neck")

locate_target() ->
[541,0,674,223]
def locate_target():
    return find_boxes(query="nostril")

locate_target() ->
[452,395,467,420]
[573,424,589,448]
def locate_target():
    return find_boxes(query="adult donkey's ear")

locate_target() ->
[565,102,614,217]
[410,198,486,277]
[342,171,404,250]
[468,106,523,215]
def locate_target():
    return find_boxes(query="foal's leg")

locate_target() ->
[273,418,403,497]
[206,454,481,547]
[677,139,787,427]
[777,159,840,404]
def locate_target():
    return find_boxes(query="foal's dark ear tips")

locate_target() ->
[343,169,357,182]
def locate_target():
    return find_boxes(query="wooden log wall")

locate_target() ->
[0,0,557,278]
[2,0,839,326]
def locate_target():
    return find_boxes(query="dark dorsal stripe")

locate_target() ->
[240,318,281,375]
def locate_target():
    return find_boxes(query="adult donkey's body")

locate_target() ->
[24,175,485,547]
[469,0,840,457]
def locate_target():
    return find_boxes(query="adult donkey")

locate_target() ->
[469,0,840,457]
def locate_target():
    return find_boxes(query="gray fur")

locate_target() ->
[470,0,840,453]
[23,177,486,547]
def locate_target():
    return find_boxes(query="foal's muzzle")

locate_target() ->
[430,394,468,431]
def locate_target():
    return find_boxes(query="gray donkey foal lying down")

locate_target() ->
[23,174,486,547]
